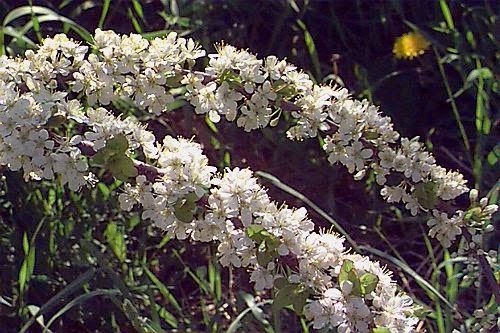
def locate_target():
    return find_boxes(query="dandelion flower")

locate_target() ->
[392,32,430,60]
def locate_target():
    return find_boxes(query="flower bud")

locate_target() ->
[483,204,498,216]
[484,224,494,233]
[354,170,366,180]
[469,189,479,203]
[479,197,488,208]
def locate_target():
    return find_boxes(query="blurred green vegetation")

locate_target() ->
[0,0,498,332]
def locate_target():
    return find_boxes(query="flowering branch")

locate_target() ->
[0,29,497,332]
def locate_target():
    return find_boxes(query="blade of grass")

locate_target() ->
[27,1,42,43]
[433,47,473,166]
[144,287,162,328]
[295,19,321,81]
[3,6,54,25]
[42,289,121,333]
[226,299,273,333]
[155,302,178,328]
[1,26,36,52]
[423,233,447,333]
[19,268,98,333]
[97,0,111,29]
[80,239,133,299]
[172,249,211,295]
[127,7,143,33]
[439,0,455,29]
[16,13,92,43]
[143,265,183,314]
[26,305,53,333]
[2,5,93,50]
[207,255,221,302]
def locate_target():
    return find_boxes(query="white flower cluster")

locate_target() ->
[118,136,216,238]
[72,29,205,114]
[0,29,204,190]
[175,44,478,247]
[0,35,91,190]
[304,259,417,333]
[119,162,418,332]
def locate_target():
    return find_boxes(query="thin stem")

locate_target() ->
[433,47,473,166]
[472,57,486,188]
[462,228,500,302]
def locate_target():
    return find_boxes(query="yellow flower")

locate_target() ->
[392,32,430,60]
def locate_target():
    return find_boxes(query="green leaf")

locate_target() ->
[173,197,196,223]
[27,246,36,281]
[338,259,362,296]
[19,232,33,293]
[338,259,354,282]
[218,69,242,85]
[185,192,198,203]
[246,225,265,239]
[109,156,138,181]
[91,149,109,165]
[272,284,295,311]
[22,232,29,255]
[373,328,391,333]
[414,181,438,209]
[156,304,178,328]
[97,182,110,200]
[246,225,276,246]
[272,281,309,316]
[107,134,129,153]
[359,273,379,294]
[256,241,275,267]
[364,131,380,140]
[19,259,28,293]
[104,222,126,262]
[273,277,289,289]
[291,288,309,315]
[128,215,141,231]
[486,146,499,166]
